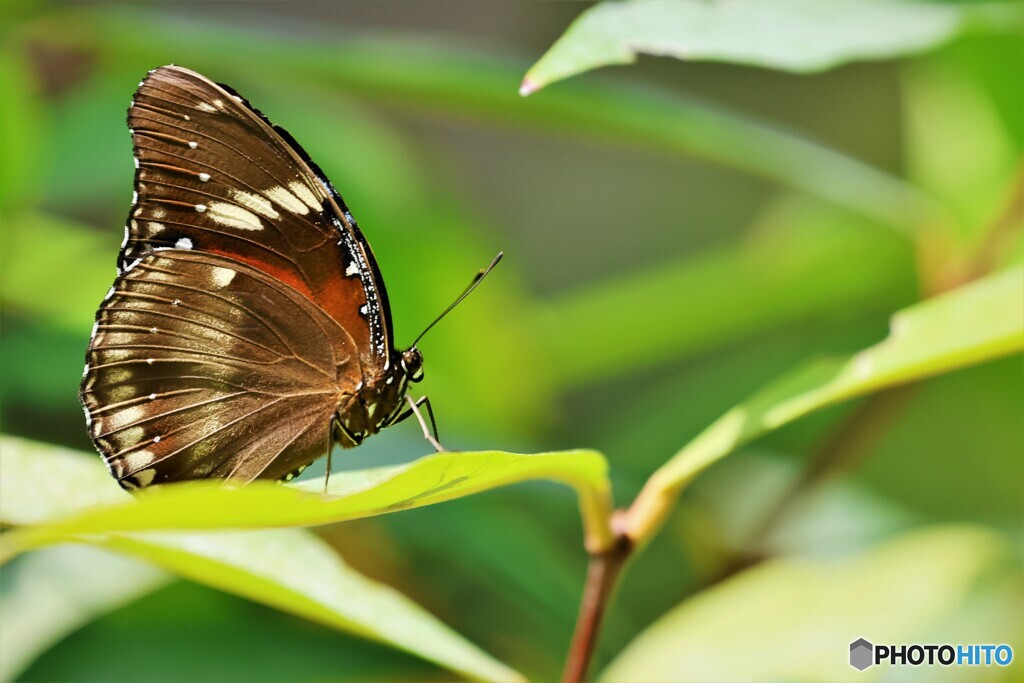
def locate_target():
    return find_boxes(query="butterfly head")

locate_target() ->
[401,347,424,383]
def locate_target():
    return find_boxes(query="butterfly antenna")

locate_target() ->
[411,252,503,348]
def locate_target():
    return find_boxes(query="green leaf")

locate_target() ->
[626,266,1024,542]
[524,0,1018,93]
[92,531,524,683]
[0,436,615,558]
[601,526,1014,682]
[0,547,170,682]
[540,197,915,385]
[0,441,527,682]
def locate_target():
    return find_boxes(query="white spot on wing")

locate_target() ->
[230,190,279,220]
[117,406,144,424]
[211,267,236,288]
[175,237,193,249]
[109,385,135,402]
[125,452,153,473]
[147,222,166,232]
[198,172,211,182]
[188,141,198,149]
[134,468,156,487]
[289,181,321,210]
[206,201,263,231]
[265,186,309,215]
[196,102,217,113]
[345,262,360,277]
[104,349,130,362]
[195,204,207,213]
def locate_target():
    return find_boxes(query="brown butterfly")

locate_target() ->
[80,65,498,490]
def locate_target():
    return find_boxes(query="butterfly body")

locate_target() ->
[81,66,425,490]
[334,346,423,448]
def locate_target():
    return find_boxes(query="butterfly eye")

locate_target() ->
[411,366,425,383]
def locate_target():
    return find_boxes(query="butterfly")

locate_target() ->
[80,65,499,490]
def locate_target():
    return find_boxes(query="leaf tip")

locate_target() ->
[518,77,539,97]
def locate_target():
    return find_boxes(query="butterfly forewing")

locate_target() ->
[125,66,391,365]
[82,250,358,488]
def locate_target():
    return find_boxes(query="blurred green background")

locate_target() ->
[1,2,1021,681]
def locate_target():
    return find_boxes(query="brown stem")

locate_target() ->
[562,522,632,683]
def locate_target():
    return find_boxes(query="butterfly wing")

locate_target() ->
[81,250,357,488]
[125,65,392,367]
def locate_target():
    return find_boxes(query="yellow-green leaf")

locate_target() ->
[626,266,1024,543]
[601,526,1014,682]
[0,437,615,558]
[0,439,531,682]
[94,530,524,683]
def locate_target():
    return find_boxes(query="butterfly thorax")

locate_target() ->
[334,348,423,447]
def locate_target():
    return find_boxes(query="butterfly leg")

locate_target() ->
[324,417,359,497]
[386,396,439,439]
[404,395,445,452]
[324,423,335,497]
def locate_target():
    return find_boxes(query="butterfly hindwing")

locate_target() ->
[81,250,358,488]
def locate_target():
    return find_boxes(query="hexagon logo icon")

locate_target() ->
[850,638,874,670]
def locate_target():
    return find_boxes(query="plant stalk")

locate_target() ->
[562,523,632,683]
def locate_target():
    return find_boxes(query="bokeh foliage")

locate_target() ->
[1,2,1021,681]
